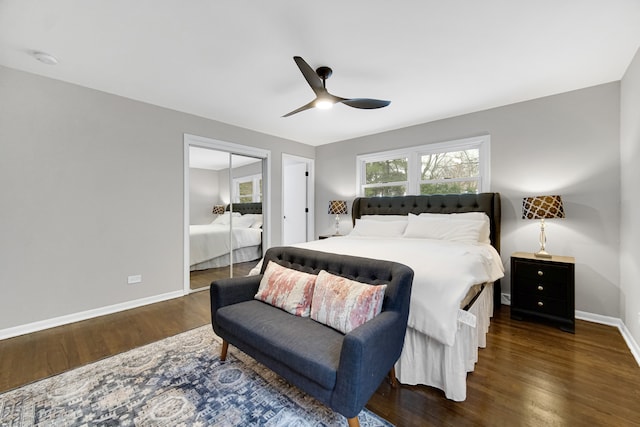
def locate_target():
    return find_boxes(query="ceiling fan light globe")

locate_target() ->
[315,99,334,110]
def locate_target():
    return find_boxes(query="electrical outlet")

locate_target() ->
[127,274,142,284]
[501,293,511,305]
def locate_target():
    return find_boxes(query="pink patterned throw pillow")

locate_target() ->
[255,261,317,317]
[310,270,387,334]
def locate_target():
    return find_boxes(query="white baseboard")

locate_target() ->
[576,310,640,367]
[500,293,511,305]
[0,290,185,340]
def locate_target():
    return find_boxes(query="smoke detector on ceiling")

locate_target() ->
[33,51,58,65]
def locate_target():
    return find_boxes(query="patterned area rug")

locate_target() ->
[0,326,393,426]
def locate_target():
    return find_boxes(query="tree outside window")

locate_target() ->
[420,149,479,195]
[233,174,262,203]
[363,158,408,196]
[238,181,253,203]
[356,136,489,197]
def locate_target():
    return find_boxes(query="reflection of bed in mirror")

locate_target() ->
[189,203,263,271]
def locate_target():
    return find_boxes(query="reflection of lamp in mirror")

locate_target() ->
[328,200,348,235]
[522,195,565,258]
[212,204,226,215]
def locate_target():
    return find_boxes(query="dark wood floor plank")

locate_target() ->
[190,260,258,289]
[1,293,638,426]
[0,292,211,392]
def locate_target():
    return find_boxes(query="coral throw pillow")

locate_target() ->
[310,270,387,334]
[255,261,317,317]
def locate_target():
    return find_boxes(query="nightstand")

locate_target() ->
[510,252,575,333]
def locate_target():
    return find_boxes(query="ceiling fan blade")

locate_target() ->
[282,99,317,117]
[340,98,391,109]
[293,56,324,95]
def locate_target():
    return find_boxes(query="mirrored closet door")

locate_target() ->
[188,147,265,291]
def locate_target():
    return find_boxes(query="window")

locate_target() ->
[356,136,490,197]
[363,157,408,197]
[419,148,480,194]
[233,174,262,203]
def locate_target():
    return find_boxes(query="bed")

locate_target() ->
[272,193,503,401]
[189,202,263,271]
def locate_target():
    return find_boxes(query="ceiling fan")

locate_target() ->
[282,56,391,117]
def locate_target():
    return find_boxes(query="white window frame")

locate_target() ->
[233,173,262,203]
[356,135,491,197]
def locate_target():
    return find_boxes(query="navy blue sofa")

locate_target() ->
[210,246,414,427]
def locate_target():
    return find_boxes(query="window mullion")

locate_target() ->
[406,152,417,195]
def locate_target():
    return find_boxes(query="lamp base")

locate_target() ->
[534,250,552,259]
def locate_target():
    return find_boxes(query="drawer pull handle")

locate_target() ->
[537,301,544,307]
[537,285,544,291]
[537,270,544,276]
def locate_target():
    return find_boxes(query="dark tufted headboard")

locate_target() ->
[226,202,262,215]
[351,193,501,253]
[351,193,502,307]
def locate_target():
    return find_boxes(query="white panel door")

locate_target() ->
[282,162,308,245]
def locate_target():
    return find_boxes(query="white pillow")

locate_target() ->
[211,211,241,225]
[360,215,409,222]
[403,213,484,244]
[349,219,407,237]
[247,213,263,228]
[418,212,491,244]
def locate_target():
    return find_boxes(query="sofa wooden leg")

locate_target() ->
[388,366,398,388]
[347,416,360,427]
[220,340,229,361]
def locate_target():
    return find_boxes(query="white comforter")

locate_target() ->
[285,236,504,346]
[189,224,262,266]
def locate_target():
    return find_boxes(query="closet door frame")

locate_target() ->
[183,134,271,295]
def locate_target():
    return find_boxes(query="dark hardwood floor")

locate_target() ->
[190,260,259,289]
[1,293,639,426]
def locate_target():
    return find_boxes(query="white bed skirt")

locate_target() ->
[395,283,494,401]
[190,245,262,271]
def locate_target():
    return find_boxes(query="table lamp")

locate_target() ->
[522,195,565,258]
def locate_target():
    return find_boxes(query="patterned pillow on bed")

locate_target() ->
[255,261,317,317]
[310,270,387,334]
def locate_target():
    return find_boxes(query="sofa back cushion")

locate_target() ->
[310,270,387,334]
[255,261,317,317]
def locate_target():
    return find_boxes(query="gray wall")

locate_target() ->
[189,167,221,225]
[0,65,314,330]
[621,47,640,345]
[315,83,621,318]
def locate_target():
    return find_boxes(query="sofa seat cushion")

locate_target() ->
[216,300,344,390]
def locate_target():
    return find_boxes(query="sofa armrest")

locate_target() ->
[331,310,407,417]
[210,275,262,329]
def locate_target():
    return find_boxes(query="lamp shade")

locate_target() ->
[328,200,348,215]
[522,195,565,220]
[212,204,226,215]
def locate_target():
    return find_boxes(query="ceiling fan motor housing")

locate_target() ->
[316,66,333,81]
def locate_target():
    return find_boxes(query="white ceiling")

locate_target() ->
[189,146,261,171]
[1,0,639,146]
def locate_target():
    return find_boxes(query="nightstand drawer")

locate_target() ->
[513,277,566,299]
[515,297,569,318]
[515,261,568,283]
